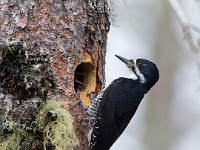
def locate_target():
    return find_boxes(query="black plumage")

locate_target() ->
[88,55,159,150]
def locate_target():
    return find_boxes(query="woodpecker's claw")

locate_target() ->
[87,92,96,103]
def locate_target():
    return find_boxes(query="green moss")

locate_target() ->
[0,133,20,150]
[0,109,20,150]
[0,98,78,150]
[37,98,79,150]
[0,121,41,150]
[0,120,42,150]
[0,40,56,102]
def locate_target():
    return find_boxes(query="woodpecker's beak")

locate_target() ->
[115,55,132,68]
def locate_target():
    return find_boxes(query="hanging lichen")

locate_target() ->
[37,98,79,150]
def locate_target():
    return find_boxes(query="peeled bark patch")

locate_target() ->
[74,52,96,107]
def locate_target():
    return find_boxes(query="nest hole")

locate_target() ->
[74,62,95,92]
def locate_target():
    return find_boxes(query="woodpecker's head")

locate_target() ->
[115,55,159,89]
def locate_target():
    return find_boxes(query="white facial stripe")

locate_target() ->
[134,59,137,65]
[128,72,138,80]
[133,60,146,83]
[127,59,138,80]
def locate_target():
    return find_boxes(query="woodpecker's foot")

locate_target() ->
[88,92,96,103]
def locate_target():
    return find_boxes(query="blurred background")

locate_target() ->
[105,0,200,150]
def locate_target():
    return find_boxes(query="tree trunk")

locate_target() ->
[0,0,110,149]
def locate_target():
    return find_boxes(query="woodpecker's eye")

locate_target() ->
[137,62,143,66]
[137,61,147,67]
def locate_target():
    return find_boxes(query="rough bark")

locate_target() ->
[0,0,110,149]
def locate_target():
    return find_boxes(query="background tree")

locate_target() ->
[107,0,200,150]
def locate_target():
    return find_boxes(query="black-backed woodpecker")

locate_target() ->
[87,55,159,150]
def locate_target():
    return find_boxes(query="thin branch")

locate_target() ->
[169,0,200,53]
[122,0,136,23]
[191,24,200,34]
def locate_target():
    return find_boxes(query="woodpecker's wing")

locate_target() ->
[89,78,145,150]
[111,78,144,136]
